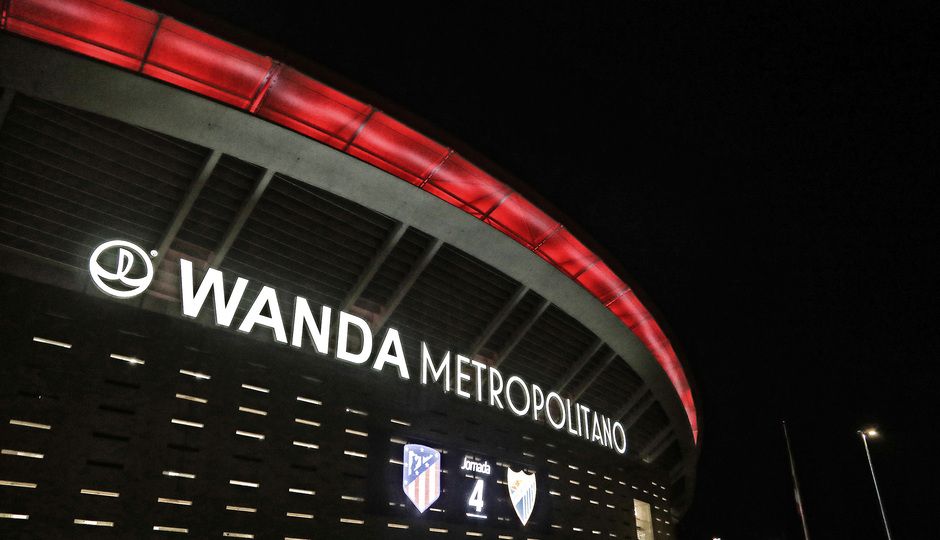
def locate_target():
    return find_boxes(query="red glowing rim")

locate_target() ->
[1,0,698,442]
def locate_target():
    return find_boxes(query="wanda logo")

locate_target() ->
[88,240,156,298]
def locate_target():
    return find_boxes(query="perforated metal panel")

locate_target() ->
[384,243,520,357]
[480,291,544,358]
[630,403,671,457]
[359,228,433,309]
[0,94,207,268]
[584,360,646,419]
[500,306,597,388]
[223,173,396,311]
[175,154,260,253]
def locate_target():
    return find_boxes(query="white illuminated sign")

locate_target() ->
[88,240,155,298]
[88,241,629,455]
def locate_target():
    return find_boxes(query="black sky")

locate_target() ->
[147,2,936,538]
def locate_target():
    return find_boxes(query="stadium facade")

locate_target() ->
[0,1,700,538]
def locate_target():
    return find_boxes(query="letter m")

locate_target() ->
[420,342,451,393]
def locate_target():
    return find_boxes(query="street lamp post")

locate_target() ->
[858,428,892,540]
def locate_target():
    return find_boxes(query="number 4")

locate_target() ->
[468,478,485,512]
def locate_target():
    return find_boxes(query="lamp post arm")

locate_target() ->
[861,433,893,540]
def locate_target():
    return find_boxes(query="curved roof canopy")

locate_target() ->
[1,0,697,442]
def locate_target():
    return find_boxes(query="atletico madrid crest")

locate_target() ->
[403,444,441,513]
[507,467,537,525]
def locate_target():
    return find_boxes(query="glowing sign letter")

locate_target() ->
[180,259,248,327]
[468,478,484,513]
[336,311,373,364]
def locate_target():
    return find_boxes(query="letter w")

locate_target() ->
[180,259,248,327]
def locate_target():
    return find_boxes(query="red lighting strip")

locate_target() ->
[1,0,698,442]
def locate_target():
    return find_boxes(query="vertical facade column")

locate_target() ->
[469,284,529,357]
[371,238,443,331]
[342,222,408,311]
[494,298,550,367]
[152,149,222,269]
[569,349,618,401]
[556,339,604,391]
[210,168,275,267]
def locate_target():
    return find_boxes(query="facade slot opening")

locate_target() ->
[1,449,43,459]
[110,353,144,365]
[9,419,51,430]
[293,441,319,450]
[33,337,71,348]
[229,480,259,488]
[162,471,196,479]
[179,369,211,380]
[0,480,37,488]
[171,419,204,428]
[81,489,119,497]
[153,525,188,533]
[74,519,114,527]
[158,498,192,506]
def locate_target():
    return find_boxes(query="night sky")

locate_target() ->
[146,2,935,538]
